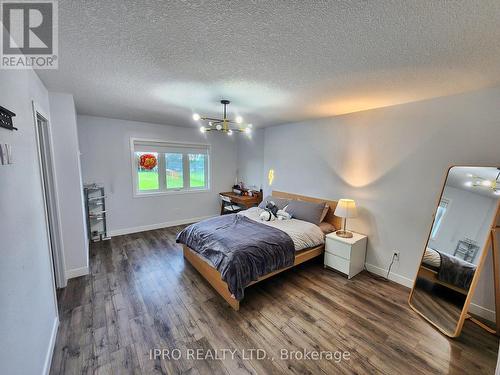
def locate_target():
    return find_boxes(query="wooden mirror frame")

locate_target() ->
[408,165,500,338]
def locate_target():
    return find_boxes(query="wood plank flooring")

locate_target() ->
[50,225,499,374]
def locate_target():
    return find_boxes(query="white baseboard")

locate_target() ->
[65,266,89,279]
[42,316,59,375]
[108,215,217,237]
[469,303,496,322]
[365,262,414,288]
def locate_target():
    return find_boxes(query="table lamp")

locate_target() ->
[334,199,358,238]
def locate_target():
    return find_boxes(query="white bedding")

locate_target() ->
[423,247,441,268]
[238,207,325,251]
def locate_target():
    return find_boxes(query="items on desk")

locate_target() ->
[232,183,260,197]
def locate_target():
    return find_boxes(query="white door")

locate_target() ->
[34,110,66,289]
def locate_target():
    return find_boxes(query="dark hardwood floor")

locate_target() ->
[50,226,499,374]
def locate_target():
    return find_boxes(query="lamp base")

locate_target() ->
[336,230,353,238]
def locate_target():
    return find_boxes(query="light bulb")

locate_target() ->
[208,121,213,126]
[245,127,251,134]
[481,180,492,187]
[235,116,243,124]
[216,124,222,131]
[228,129,233,135]
[200,126,206,133]
[464,181,473,187]
[247,123,253,128]
[192,113,201,121]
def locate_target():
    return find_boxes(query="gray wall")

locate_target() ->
[48,93,89,278]
[428,185,497,263]
[237,128,265,190]
[241,87,500,316]
[0,70,59,374]
[77,115,238,235]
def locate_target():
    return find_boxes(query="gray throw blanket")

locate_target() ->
[176,214,295,301]
[437,251,477,290]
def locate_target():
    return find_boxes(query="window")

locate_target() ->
[166,153,183,189]
[132,139,210,195]
[431,198,449,239]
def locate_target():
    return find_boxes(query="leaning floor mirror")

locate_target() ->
[409,166,500,337]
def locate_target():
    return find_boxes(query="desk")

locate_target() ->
[219,191,262,214]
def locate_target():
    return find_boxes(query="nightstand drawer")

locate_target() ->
[324,252,350,275]
[325,237,351,260]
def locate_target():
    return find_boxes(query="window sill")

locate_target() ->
[133,188,211,198]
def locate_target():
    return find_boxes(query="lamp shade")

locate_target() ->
[334,199,358,218]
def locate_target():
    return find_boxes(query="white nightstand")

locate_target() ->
[324,232,367,279]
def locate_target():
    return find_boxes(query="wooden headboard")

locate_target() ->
[272,190,342,229]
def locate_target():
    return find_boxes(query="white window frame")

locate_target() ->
[130,137,211,197]
[430,197,450,240]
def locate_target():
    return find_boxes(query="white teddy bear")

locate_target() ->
[259,210,276,221]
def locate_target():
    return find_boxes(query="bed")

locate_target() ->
[419,247,477,295]
[177,191,341,310]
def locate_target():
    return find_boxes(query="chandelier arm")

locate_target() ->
[201,117,224,122]
[201,117,239,124]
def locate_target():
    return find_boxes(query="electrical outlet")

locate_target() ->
[393,251,400,261]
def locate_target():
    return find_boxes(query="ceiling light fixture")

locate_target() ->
[192,100,252,135]
[465,168,500,196]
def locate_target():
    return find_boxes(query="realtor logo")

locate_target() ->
[1,0,58,69]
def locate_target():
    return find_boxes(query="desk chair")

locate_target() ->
[220,194,243,215]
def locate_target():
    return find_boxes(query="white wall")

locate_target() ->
[48,93,89,279]
[429,185,497,263]
[77,115,238,235]
[237,128,265,189]
[241,87,500,315]
[0,70,59,374]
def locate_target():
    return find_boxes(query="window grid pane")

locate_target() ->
[136,152,159,191]
[166,153,184,189]
[430,201,447,239]
[189,153,206,188]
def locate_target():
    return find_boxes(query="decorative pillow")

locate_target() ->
[258,195,290,210]
[319,221,336,234]
[285,200,326,225]
[319,204,330,222]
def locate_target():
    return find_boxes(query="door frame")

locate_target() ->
[32,101,67,290]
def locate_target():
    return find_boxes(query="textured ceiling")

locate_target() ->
[37,0,500,127]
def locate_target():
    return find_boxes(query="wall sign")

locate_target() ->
[0,106,17,131]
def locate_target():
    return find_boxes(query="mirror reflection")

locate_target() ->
[410,166,500,336]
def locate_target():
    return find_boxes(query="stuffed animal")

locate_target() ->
[259,210,276,221]
[265,201,279,217]
[260,201,279,221]
[276,210,292,220]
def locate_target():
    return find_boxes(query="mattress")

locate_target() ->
[238,207,325,251]
[176,213,295,300]
[421,247,476,289]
